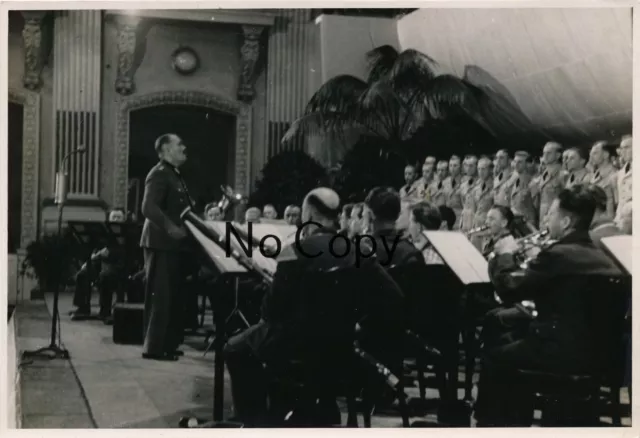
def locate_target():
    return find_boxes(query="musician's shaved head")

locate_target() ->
[302,188,341,225]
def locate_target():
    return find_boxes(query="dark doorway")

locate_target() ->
[8,102,24,254]
[128,105,236,218]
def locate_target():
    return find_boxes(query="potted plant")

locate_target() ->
[20,232,77,295]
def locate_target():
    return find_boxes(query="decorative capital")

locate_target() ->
[237,25,265,103]
[115,17,142,96]
[21,11,48,91]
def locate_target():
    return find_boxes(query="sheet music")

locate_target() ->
[423,231,490,285]
[185,221,246,273]
[601,235,632,276]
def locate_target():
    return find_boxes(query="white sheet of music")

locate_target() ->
[423,231,490,285]
[185,221,246,273]
[601,235,632,276]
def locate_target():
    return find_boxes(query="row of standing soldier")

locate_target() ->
[398,137,632,249]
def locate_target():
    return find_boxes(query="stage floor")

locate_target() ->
[14,291,631,428]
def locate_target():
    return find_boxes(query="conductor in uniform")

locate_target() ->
[140,133,195,361]
[473,185,622,426]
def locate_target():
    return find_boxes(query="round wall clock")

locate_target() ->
[172,47,200,75]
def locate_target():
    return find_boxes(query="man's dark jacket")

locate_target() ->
[139,161,194,252]
[226,227,405,362]
[488,230,622,373]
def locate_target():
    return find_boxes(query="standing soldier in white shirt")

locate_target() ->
[444,155,464,229]
[510,151,537,228]
[616,135,632,223]
[493,149,514,207]
[412,161,434,202]
[564,148,591,189]
[428,160,450,207]
[470,157,495,249]
[589,141,618,218]
[459,155,480,232]
[530,142,566,229]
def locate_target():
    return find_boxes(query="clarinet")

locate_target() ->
[181,207,274,284]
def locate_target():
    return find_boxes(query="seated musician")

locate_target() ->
[223,188,404,426]
[474,185,623,427]
[365,187,423,267]
[587,184,622,250]
[482,206,517,258]
[71,209,126,321]
[408,201,445,264]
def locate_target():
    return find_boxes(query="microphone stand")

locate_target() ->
[23,148,85,360]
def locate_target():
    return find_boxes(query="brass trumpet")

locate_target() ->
[513,229,556,269]
[467,225,490,236]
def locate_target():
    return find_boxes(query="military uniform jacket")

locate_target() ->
[460,176,480,231]
[230,227,405,362]
[471,178,495,229]
[616,163,632,220]
[427,178,448,207]
[139,161,195,252]
[444,175,463,225]
[531,165,565,229]
[590,165,618,217]
[372,228,424,267]
[489,230,622,372]
[493,169,514,207]
[510,172,537,227]
[410,178,429,201]
[565,168,591,189]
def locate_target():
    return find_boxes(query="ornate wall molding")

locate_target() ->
[113,90,252,209]
[114,15,142,95]
[21,11,47,91]
[9,88,41,248]
[238,25,265,103]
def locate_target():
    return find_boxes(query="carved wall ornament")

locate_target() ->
[9,89,41,248]
[238,25,265,103]
[112,91,252,209]
[115,15,142,96]
[21,11,47,91]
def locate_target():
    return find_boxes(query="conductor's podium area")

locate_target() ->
[19,219,630,428]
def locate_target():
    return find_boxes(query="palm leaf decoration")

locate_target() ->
[283,45,503,156]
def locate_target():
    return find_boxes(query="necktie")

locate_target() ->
[498,172,503,182]
[625,163,631,174]
[469,178,474,186]
[482,183,486,192]
[594,171,600,181]
[569,174,575,184]
[515,178,520,188]
[438,181,443,190]
[543,171,549,181]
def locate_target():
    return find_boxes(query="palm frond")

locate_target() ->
[304,75,368,116]
[366,45,399,84]
[282,112,362,144]
[389,49,438,92]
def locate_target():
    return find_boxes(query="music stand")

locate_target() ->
[184,219,250,423]
[600,235,632,276]
[423,231,491,401]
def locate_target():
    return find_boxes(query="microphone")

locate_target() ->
[54,146,88,205]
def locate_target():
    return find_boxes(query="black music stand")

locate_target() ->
[423,231,492,402]
[184,220,251,423]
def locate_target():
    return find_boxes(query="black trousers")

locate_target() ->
[224,339,269,425]
[481,306,533,350]
[142,249,190,356]
[73,268,93,312]
[98,273,124,317]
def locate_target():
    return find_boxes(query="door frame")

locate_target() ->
[113,90,252,211]
[8,88,41,250]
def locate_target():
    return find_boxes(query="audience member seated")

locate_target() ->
[263,204,278,220]
[283,205,301,226]
[474,185,623,427]
[223,188,404,426]
[245,207,262,223]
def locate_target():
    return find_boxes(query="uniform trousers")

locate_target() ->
[142,248,190,356]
